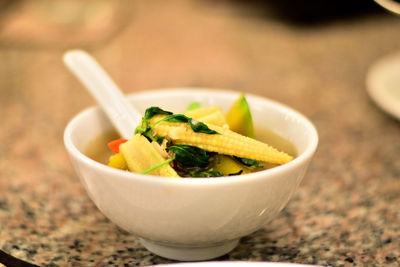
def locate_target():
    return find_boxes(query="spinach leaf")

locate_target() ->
[167,144,210,168]
[162,114,190,123]
[136,107,173,140]
[135,124,156,142]
[235,157,263,168]
[161,114,219,135]
[144,106,173,120]
[189,120,219,134]
[156,136,165,145]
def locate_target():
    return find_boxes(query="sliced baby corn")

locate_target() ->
[119,134,180,177]
[149,117,293,165]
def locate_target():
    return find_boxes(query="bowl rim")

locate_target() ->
[64,88,318,186]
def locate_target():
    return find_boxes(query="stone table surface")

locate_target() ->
[1,1,400,266]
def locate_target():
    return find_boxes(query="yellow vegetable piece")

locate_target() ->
[185,106,221,119]
[149,117,293,165]
[226,94,255,138]
[119,134,180,177]
[185,106,227,127]
[197,112,226,127]
[107,153,128,170]
[212,155,250,176]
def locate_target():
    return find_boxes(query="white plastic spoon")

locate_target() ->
[63,50,142,139]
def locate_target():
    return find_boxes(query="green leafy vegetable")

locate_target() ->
[135,107,174,140]
[235,157,263,168]
[162,114,190,123]
[189,169,223,177]
[186,101,201,111]
[167,145,209,168]
[156,136,165,145]
[140,144,219,176]
[144,106,173,121]
[189,119,219,134]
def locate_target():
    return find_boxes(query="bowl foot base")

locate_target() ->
[139,238,239,261]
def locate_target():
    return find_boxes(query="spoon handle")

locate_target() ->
[63,50,142,139]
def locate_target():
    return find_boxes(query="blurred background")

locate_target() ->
[1,0,400,266]
[0,0,393,101]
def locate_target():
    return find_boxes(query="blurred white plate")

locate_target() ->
[366,52,400,120]
[151,262,323,267]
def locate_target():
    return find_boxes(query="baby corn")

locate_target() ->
[149,117,293,165]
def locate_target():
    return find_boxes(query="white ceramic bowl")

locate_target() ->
[64,88,318,261]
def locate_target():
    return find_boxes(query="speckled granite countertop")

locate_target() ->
[1,1,400,266]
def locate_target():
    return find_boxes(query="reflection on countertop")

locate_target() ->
[0,0,400,266]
